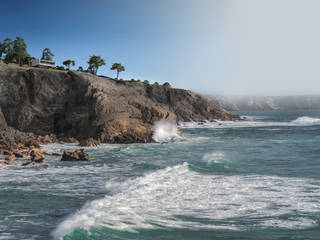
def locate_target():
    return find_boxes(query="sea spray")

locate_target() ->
[152,119,183,143]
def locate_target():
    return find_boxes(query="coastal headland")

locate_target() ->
[0,62,239,164]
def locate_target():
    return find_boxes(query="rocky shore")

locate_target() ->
[0,62,239,162]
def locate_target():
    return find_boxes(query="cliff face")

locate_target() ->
[213,95,320,111]
[0,62,239,145]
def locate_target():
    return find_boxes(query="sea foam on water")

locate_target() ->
[52,162,320,239]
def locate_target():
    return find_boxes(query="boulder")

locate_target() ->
[68,137,79,144]
[61,149,90,161]
[5,154,15,161]
[29,148,46,163]
[14,150,29,158]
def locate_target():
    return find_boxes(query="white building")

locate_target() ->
[30,59,56,68]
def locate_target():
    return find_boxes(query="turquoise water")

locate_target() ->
[1,110,320,240]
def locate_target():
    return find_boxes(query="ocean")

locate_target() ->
[1,109,320,240]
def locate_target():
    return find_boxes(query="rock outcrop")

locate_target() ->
[0,62,239,148]
[61,149,90,161]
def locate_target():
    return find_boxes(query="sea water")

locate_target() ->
[1,109,320,240]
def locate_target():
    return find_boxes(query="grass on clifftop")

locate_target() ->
[6,63,67,73]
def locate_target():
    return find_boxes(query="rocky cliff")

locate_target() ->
[0,62,239,148]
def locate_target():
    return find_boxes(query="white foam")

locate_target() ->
[52,163,320,239]
[152,119,182,143]
[291,116,320,126]
[179,116,320,129]
[202,152,226,164]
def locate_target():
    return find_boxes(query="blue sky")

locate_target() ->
[1,0,208,85]
[1,0,320,95]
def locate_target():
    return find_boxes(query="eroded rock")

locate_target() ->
[61,149,90,161]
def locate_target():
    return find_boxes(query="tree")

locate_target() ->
[87,55,105,75]
[23,54,35,65]
[77,66,83,72]
[163,82,171,88]
[2,38,14,63]
[62,59,75,70]
[41,48,54,61]
[110,63,125,79]
[13,37,28,65]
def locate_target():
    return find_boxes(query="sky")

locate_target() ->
[1,0,320,96]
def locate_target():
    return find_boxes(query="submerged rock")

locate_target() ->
[61,149,90,161]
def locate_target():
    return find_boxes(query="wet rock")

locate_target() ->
[61,149,90,161]
[51,153,61,156]
[33,158,46,163]
[43,152,61,156]
[43,135,53,143]
[22,161,35,167]
[78,138,99,147]
[5,154,15,161]
[0,149,11,155]
[29,148,46,163]
[14,150,29,158]
[0,161,12,166]
[68,137,79,144]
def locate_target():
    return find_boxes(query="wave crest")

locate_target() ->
[291,116,320,126]
[52,163,320,239]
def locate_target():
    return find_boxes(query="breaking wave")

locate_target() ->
[152,119,182,143]
[179,116,320,129]
[52,163,320,239]
[291,116,320,126]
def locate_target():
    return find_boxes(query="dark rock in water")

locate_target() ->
[43,152,61,156]
[0,61,240,146]
[61,149,90,161]
[0,161,12,166]
[29,148,46,163]
[14,150,28,158]
[22,161,35,167]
